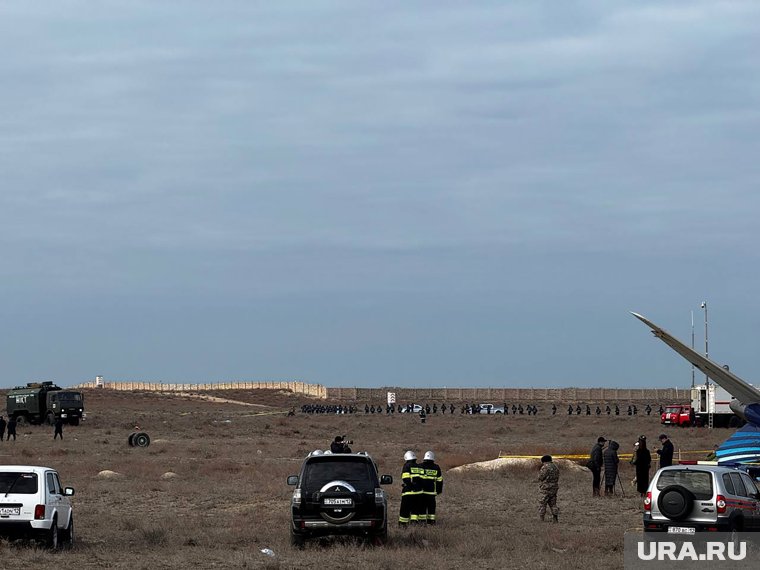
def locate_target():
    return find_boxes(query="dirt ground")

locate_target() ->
[0,389,730,569]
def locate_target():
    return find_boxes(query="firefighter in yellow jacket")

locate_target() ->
[399,450,424,525]
[420,450,443,524]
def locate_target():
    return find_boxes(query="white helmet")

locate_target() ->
[424,450,435,461]
[404,450,417,461]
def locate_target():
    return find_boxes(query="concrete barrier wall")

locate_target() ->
[74,381,328,398]
[72,381,683,402]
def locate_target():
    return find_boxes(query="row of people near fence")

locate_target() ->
[301,402,665,416]
[568,404,660,416]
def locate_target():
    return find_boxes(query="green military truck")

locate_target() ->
[6,382,85,426]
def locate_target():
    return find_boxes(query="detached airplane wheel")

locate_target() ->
[133,432,151,448]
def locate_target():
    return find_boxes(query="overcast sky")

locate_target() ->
[1,1,759,389]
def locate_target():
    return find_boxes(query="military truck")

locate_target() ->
[5,382,84,426]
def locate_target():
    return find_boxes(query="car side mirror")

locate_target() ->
[64,487,75,496]
[380,475,393,485]
[287,475,299,486]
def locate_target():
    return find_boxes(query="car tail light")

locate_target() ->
[34,505,45,519]
[644,492,652,511]
[375,488,384,505]
[716,495,726,514]
[292,489,301,506]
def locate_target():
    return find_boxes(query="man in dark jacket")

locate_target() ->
[656,434,674,468]
[54,418,64,440]
[0,416,6,441]
[589,436,606,496]
[330,435,351,453]
[6,417,17,441]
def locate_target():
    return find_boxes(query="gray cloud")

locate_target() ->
[1,1,759,386]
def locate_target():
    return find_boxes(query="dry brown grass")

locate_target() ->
[0,389,730,568]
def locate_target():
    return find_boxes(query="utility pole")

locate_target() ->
[701,301,713,429]
[701,301,708,386]
[691,311,695,388]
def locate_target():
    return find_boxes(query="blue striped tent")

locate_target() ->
[716,424,760,464]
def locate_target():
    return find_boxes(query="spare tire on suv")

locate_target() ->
[657,485,695,521]
[287,451,393,546]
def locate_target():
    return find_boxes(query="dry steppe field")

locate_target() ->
[0,389,730,569]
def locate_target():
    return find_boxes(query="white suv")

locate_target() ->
[0,465,75,548]
[643,464,760,533]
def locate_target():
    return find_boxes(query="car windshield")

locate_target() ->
[665,407,681,413]
[302,457,376,494]
[656,470,713,500]
[58,392,82,402]
[0,473,38,494]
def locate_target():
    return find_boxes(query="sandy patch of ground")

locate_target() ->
[449,457,588,474]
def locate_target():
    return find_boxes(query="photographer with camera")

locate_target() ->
[330,435,353,453]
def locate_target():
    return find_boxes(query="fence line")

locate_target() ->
[72,381,683,402]
[324,386,682,402]
[73,381,327,399]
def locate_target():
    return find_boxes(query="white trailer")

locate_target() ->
[690,384,744,428]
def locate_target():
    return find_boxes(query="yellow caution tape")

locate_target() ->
[498,450,714,460]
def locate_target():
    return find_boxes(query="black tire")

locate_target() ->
[60,515,74,549]
[657,485,695,521]
[133,432,150,447]
[70,417,80,426]
[128,433,136,447]
[45,517,59,550]
[728,416,743,429]
[15,415,26,426]
[45,413,55,426]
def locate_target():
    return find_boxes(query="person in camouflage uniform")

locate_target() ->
[538,455,559,522]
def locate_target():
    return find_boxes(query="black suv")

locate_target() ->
[287,450,393,546]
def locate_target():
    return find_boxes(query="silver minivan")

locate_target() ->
[643,465,760,533]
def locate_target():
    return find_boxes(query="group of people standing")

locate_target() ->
[568,404,659,416]
[399,450,443,526]
[0,415,63,441]
[588,433,674,497]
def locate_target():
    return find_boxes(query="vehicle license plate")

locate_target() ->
[668,526,695,535]
[323,498,353,506]
[0,507,20,516]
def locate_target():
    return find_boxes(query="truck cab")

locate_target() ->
[661,405,693,426]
